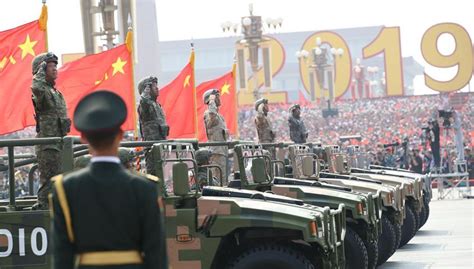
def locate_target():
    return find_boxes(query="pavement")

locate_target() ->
[379,191,474,269]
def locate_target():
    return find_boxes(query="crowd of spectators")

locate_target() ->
[238,93,474,175]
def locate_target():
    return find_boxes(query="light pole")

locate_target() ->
[367,66,379,98]
[222,4,282,100]
[308,37,343,117]
[296,49,316,100]
[353,58,366,99]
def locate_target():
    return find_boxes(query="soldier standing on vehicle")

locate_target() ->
[203,89,229,183]
[288,104,308,144]
[137,76,169,176]
[254,98,275,143]
[50,90,167,269]
[31,52,70,209]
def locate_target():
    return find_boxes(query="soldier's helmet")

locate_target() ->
[254,98,268,111]
[289,104,301,112]
[31,52,58,75]
[138,76,158,95]
[195,148,212,165]
[203,89,220,104]
[74,154,92,169]
[118,147,134,166]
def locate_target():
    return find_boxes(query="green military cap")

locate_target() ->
[195,148,212,165]
[138,76,158,95]
[289,104,301,112]
[74,154,91,169]
[254,98,268,111]
[203,89,220,104]
[73,90,127,133]
[118,147,134,165]
[32,52,58,75]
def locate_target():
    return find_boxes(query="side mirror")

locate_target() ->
[251,158,269,183]
[172,162,190,196]
[301,156,314,177]
[314,159,321,176]
[335,154,345,173]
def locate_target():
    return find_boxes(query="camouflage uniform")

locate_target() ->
[31,53,70,209]
[288,104,308,144]
[254,99,275,143]
[137,76,168,176]
[203,90,229,183]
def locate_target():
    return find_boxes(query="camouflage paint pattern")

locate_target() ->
[152,142,345,269]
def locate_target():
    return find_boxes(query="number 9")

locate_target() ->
[421,23,473,92]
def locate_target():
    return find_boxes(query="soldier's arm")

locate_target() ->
[205,101,220,128]
[255,111,266,128]
[31,62,48,100]
[139,100,153,122]
[51,188,75,269]
[141,180,168,269]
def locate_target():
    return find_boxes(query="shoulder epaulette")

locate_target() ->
[145,174,160,183]
[132,171,160,183]
[51,174,64,183]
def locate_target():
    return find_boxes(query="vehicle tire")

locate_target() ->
[417,204,426,230]
[390,221,402,254]
[376,216,396,266]
[226,244,315,269]
[345,227,368,269]
[400,205,417,247]
[420,198,430,228]
[409,203,420,234]
[363,238,378,269]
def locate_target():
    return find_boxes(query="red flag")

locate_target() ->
[196,65,237,142]
[56,44,135,134]
[0,20,47,134]
[159,51,196,138]
[298,90,310,106]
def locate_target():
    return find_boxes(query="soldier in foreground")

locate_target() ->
[137,76,169,176]
[50,91,167,269]
[254,98,275,143]
[203,89,229,182]
[31,52,70,209]
[288,104,308,144]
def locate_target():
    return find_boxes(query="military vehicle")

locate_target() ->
[0,138,346,269]
[230,143,380,269]
[368,165,431,228]
[284,144,405,265]
[345,143,432,229]
[153,142,348,269]
[320,144,426,247]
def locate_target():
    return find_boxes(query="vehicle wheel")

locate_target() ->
[417,204,426,230]
[390,221,402,253]
[226,244,315,269]
[400,206,417,247]
[376,216,396,266]
[363,239,378,269]
[420,198,430,228]
[345,227,368,269]
[409,204,420,234]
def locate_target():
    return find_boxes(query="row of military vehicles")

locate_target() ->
[0,137,432,269]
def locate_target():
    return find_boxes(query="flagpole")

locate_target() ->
[126,14,139,138]
[190,41,198,139]
[39,0,48,50]
[232,60,239,140]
